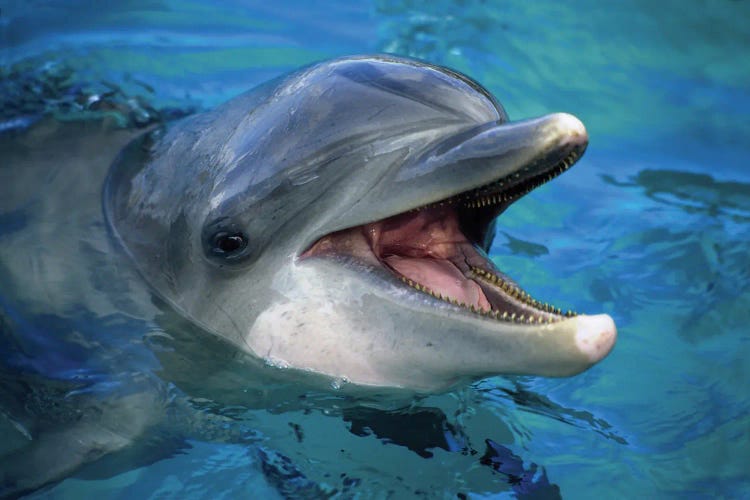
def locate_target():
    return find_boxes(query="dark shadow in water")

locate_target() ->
[480,439,562,500]
[477,379,627,445]
[498,231,550,257]
[601,169,750,221]
[258,446,339,499]
[343,406,462,458]
[343,405,562,498]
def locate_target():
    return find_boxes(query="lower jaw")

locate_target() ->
[304,220,571,325]
[384,254,572,324]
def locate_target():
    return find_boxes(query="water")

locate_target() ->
[1,1,749,498]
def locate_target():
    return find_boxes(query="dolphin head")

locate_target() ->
[105,55,616,391]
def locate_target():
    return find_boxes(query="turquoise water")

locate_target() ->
[1,1,749,498]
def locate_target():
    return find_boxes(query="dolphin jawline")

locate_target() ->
[301,112,613,348]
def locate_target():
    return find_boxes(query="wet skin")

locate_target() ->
[106,55,616,391]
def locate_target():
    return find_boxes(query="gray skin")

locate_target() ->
[106,55,616,392]
[0,55,616,497]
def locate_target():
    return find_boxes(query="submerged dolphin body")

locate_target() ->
[106,55,616,391]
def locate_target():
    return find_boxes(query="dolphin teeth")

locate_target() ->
[403,267,573,322]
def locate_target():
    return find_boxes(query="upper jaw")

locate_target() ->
[304,112,589,248]
[399,112,588,206]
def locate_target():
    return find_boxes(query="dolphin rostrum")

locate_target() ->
[105,55,616,391]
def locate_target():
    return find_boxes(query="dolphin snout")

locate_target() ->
[574,314,617,363]
[547,112,588,148]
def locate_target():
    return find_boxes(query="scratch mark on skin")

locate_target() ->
[216,302,245,343]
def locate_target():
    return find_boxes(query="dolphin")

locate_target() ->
[105,54,616,392]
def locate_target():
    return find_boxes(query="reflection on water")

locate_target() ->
[602,169,750,221]
[601,168,750,343]
[477,379,627,445]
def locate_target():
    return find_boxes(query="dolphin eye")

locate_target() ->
[202,218,254,264]
[211,231,248,256]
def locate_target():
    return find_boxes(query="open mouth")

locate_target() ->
[302,134,586,325]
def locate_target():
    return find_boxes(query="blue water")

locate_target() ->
[1,1,749,498]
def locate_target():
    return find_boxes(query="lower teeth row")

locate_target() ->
[399,271,575,324]
[469,266,575,318]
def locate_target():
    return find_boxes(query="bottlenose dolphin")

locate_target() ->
[106,54,616,391]
[0,54,618,497]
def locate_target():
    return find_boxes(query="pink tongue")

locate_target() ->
[384,255,491,311]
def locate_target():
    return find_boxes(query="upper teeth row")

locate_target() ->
[412,150,580,213]
[463,150,580,210]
